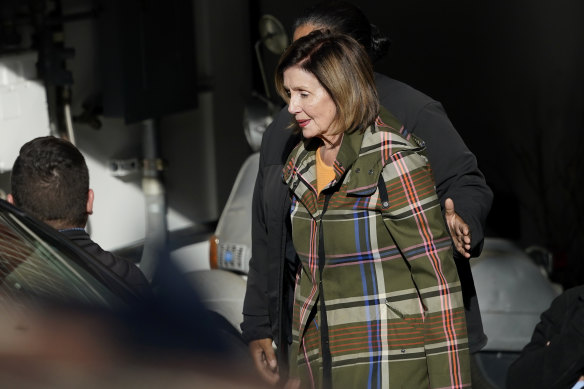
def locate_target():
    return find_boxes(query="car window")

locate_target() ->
[0,211,124,309]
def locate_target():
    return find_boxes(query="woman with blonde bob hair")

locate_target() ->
[275,30,378,138]
[273,30,470,389]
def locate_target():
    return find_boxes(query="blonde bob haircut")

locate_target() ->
[275,29,379,135]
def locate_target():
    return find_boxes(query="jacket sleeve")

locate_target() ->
[380,147,471,387]
[111,254,152,298]
[240,118,277,344]
[410,102,493,258]
[506,287,584,389]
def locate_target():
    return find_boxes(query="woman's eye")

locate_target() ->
[300,92,309,98]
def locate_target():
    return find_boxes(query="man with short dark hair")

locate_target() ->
[7,136,151,297]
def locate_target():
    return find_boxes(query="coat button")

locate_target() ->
[368,169,374,175]
[382,201,389,208]
[401,349,406,353]
[355,168,361,173]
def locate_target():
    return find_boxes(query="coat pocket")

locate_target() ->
[383,300,426,367]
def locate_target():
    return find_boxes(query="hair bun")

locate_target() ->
[369,24,391,63]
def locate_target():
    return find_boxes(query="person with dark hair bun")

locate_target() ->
[292,0,391,63]
[242,1,492,385]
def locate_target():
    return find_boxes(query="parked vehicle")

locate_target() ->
[470,237,561,388]
[171,152,259,334]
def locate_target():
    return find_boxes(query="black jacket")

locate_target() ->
[60,229,152,298]
[507,286,584,389]
[241,73,493,357]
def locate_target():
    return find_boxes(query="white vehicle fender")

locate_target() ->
[184,269,247,334]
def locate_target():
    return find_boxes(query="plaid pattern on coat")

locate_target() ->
[283,108,471,389]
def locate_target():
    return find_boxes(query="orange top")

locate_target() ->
[316,147,335,194]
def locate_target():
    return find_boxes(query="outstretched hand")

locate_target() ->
[249,338,280,385]
[445,198,471,259]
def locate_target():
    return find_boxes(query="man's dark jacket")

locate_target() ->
[61,229,152,298]
[241,73,493,361]
[507,286,584,389]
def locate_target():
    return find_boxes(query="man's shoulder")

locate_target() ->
[556,285,584,305]
[60,228,132,263]
[541,285,584,324]
[374,73,440,126]
[375,73,437,105]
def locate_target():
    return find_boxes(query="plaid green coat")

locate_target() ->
[283,108,471,389]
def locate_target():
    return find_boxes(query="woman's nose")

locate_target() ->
[288,96,300,114]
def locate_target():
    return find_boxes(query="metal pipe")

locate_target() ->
[139,118,168,281]
[254,39,271,100]
[63,101,76,144]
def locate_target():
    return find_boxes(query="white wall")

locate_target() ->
[0,0,253,259]
[61,0,220,251]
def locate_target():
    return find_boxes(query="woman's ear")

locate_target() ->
[86,189,94,215]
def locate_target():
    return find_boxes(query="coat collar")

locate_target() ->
[282,107,421,215]
[281,125,365,199]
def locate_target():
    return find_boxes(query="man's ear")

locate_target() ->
[6,194,14,205]
[86,189,94,215]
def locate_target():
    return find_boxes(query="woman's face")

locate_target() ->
[283,65,338,141]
